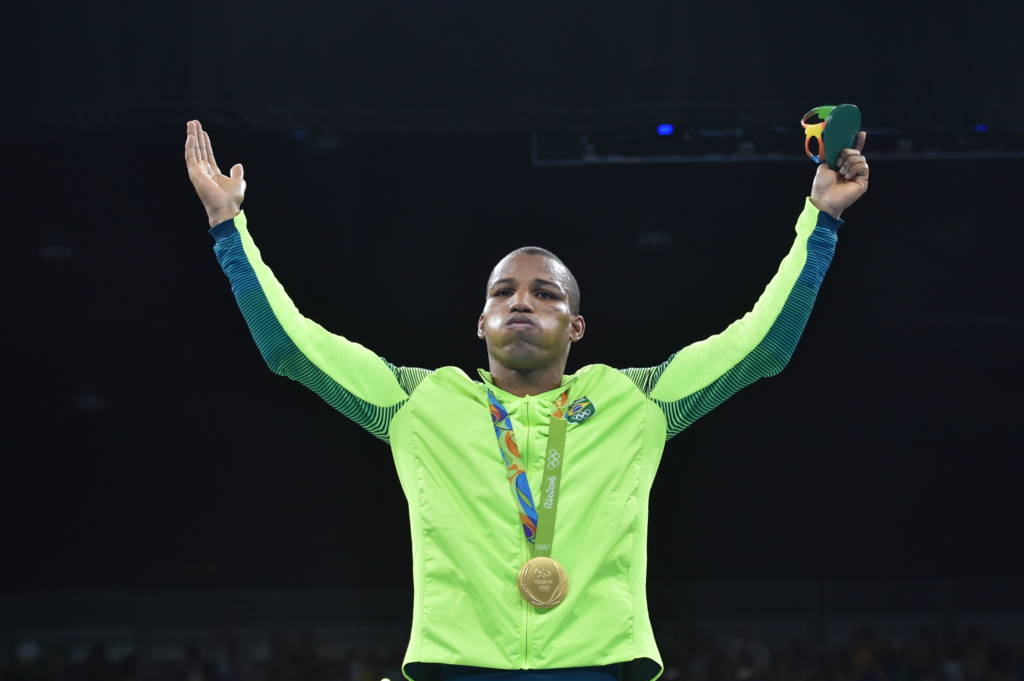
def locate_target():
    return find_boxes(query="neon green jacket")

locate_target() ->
[209,197,842,681]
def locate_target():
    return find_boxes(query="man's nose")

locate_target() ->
[508,287,534,311]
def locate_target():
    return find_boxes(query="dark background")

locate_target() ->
[5,0,1023,595]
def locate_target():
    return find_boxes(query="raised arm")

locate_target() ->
[186,121,431,442]
[620,134,870,440]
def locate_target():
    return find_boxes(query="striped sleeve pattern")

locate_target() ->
[620,198,841,440]
[211,213,432,443]
[393,366,434,397]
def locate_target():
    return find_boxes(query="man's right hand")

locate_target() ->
[185,120,246,227]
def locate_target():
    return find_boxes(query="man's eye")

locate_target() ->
[536,290,556,299]
[494,289,512,296]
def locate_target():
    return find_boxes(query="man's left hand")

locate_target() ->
[810,131,869,219]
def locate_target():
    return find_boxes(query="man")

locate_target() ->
[184,119,869,681]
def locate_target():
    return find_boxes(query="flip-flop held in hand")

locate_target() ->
[803,105,870,219]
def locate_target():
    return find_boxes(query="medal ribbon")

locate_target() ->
[487,389,569,558]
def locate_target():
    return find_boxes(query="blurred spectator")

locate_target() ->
[850,627,886,681]
[963,629,990,681]
[81,643,117,681]
[264,636,294,681]
[219,631,249,681]
[880,636,911,681]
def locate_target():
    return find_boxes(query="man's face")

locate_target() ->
[477,253,585,370]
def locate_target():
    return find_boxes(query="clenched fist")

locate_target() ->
[810,130,869,220]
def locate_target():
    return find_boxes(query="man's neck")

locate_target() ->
[488,362,565,398]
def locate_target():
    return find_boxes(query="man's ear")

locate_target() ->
[569,315,586,343]
[477,314,486,339]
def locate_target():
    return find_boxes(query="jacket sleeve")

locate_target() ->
[619,197,842,440]
[209,211,432,443]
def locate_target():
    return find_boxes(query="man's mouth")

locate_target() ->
[505,315,536,329]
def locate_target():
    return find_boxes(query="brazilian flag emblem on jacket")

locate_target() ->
[566,397,596,424]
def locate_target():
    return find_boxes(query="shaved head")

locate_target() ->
[487,246,581,315]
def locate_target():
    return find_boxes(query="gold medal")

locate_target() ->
[517,556,568,608]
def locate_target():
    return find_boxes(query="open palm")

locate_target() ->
[185,120,245,226]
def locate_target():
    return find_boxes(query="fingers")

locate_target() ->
[837,147,869,182]
[203,130,221,174]
[229,163,244,180]
[194,120,208,164]
[832,131,870,179]
[185,121,200,169]
[837,158,867,181]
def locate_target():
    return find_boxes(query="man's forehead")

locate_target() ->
[488,253,567,288]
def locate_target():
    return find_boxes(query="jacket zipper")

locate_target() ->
[520,394,532,668]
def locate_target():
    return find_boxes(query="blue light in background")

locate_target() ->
[657,123,674,136]
[973,124,989,132]
[291,129,308,141]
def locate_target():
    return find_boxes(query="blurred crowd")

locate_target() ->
[1,632,404,681]
[661,627,1024,681]
[3,626,1023,681]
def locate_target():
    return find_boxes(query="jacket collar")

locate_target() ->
[477,368,578,402]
